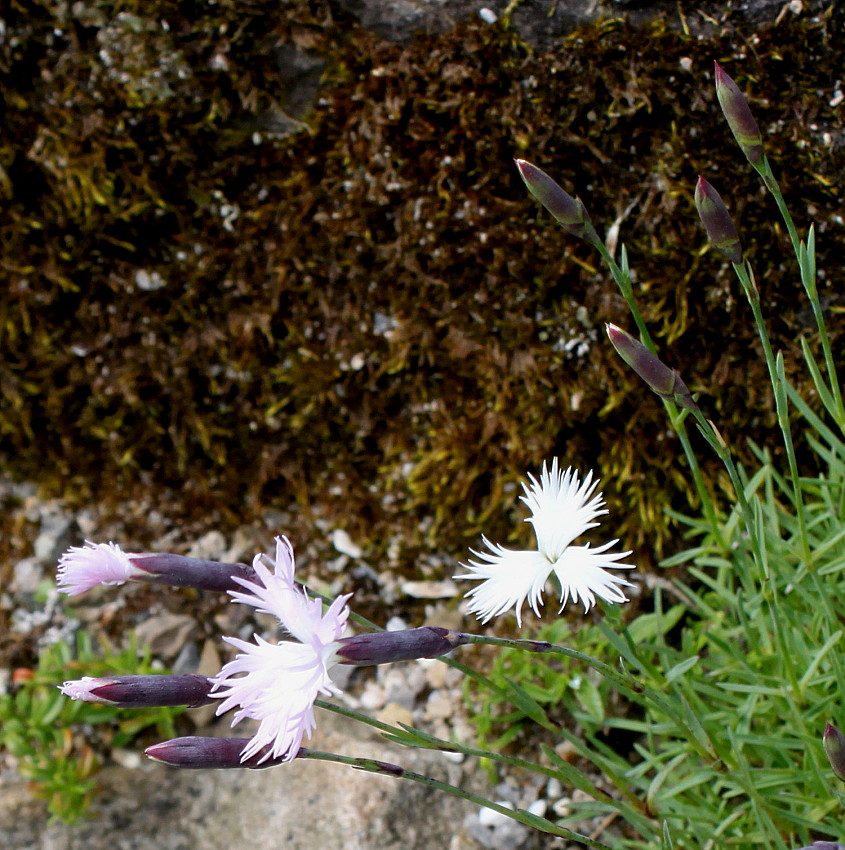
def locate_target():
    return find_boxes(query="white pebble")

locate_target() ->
[134,269,166,291]
[478,801,514,826]
[527,798,547,817]
[331,528,362,558]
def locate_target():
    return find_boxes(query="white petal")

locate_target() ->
[211,636,341,763]
[59,677,99,701]
[520,460,608,559]
[550,542,635,613]
[229,537,350,645]
[56,541,144,595]
[213,536,351,763]
[455,540,555,627]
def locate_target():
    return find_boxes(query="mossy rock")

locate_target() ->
[1,2,842,580]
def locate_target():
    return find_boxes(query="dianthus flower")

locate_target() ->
[56,540,257,595]
[455,460,634,625]
[210,536,351,764]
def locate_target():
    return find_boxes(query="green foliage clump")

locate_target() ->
[465,605,688,754]
[465,616,604,752]
[464,446,845,847]
[0,630,184,823]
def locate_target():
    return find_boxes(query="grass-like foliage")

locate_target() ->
[472,63,845,848]
[0,630,183,823]
[468,437,845,846]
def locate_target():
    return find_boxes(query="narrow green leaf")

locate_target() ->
[502,676,557,732]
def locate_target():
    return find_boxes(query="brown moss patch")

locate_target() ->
[1,2,843,583]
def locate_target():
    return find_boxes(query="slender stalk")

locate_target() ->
[752,157,799,254]
[459,633,639,694]
[298,749,616,849]
[316,699,656,834]
[593,240,726,550]
[753,157,844,424]
[685,405,761,563]
[594,242,652,347]
[732,260,810,566]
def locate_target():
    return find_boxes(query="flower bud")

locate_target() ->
[145,736,294,769]
[714,62,764,165]
[605,324,696,411]
[60,674,215,708]
[514,159,602,248]
[824,722,845,781]
[694,177,743,264]
[334,626,469,666]
[57,540,259,595]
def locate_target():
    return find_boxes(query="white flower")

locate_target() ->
[56,541,146,596]
[455,459,634,625]
[210,536,351,764]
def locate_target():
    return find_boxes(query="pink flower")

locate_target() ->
[56,541,147,595]
[210,536,351,764]
[57,541,258,594]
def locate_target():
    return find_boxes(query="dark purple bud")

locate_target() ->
[824,723,845,781]
[606,324,697,411]
[335,627,469,666]
[145,736,299,769]
[60,674,215,708]
[514,159,602,248]
[714,62,764,165]
[129,553,259,593]
[694,177,743,264]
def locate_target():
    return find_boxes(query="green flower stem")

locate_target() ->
[679,408,776,628]
[752,156,799,254]
[732,260,810,567]
[594,241,652,346]
[753,157,844,425]
[664,407,726,552]
[593,240,726,550]
[762,592,806,712]
[461,634,723,763]
[317,696,652,829]
[298,748,615,849]
[460,633,637,693]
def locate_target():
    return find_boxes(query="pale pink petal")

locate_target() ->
[228,536,350,644]
[212,536,351,763]
[211,635,341,763]
[59,677,100,701]
[56,541,145,596]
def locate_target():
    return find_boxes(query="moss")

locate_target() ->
[0,3,842,581]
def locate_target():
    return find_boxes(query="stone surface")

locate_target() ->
[330,0,834,47]
[1,710,491,850]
